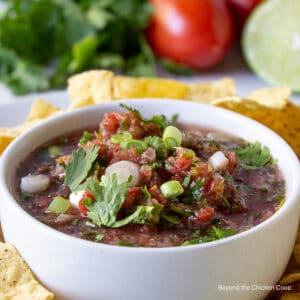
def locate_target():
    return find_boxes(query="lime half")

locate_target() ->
[242,0,300,92]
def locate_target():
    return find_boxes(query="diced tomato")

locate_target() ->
[149,185,158,193]
[191,162,213,178]
[103,113,119,132]
[203,175,225,205]
[194,207,215,225]
[79,191,96,215]
[122,187,140,209]
[174,156,193,170]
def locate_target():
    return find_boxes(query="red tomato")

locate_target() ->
[147,0,234,69]
[226,0,262,35]
[173,156,193,171]
[79,191,96,215]
[194,207,215,224]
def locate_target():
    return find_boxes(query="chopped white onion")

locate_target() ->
[105,160,140,187]
[209,151,229,171]
[69,190,85,209]
[20,174,50,193]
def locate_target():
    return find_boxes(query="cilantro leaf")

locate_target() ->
[86,174,163,228]
[64,146,99,192]
[235,142,271,170]
[120,103,169,129]
[86,175,129,227]
[149,115,169,130]
[119,103,146,121]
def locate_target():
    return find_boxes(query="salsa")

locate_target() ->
[15,104,285,247]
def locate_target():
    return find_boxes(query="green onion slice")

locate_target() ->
[46,196,71,215]
[162,126,182,149]
[160,180,184,198]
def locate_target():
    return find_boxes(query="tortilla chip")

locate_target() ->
[26,99,61,123]
[212,97,300,157]
[113,76,189,100]
[280,273,300,285]
[0,243,54,299]
[187,78,236,103]
[67,70,114,104]
[280,293,300,300]
[0,132,18,155]
[0,281,54,300]
[248,87,290,109]
[68,70,236,105]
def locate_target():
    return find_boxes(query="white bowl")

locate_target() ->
[0,99,299,300]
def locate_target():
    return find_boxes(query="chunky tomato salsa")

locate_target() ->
[15,104,285,247]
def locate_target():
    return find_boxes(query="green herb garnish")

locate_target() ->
[86,175,163,228]
[144,136,168,159]
[95,233,105,242]
[235,142,271,170]
[120,103,169,129]
[20,192,33,201]
[170,205,193,217]
[161,214,181,225]
[190,179,205,202]
[64,146,99,192]
[182,226,238,246]
[171,113,179,122]
[79,131,94,145]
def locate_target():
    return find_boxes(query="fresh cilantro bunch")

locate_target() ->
[0,0,155,94]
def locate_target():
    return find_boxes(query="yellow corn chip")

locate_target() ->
[280,273,300,285]
[67,70,236,106]
[26,99,61,123]
[248,87,290,109]
[187,78,236,103]
[67,70,114,104]
[113,76,189,100]
[0,243,54,299]
[0,132,18,155]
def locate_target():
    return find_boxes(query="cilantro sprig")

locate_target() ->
[235,142,271,170]
[64,146,99,192]
[120,103,169,129]
[86,174,163,228]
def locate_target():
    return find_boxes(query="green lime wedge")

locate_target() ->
[242,0,300,92]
